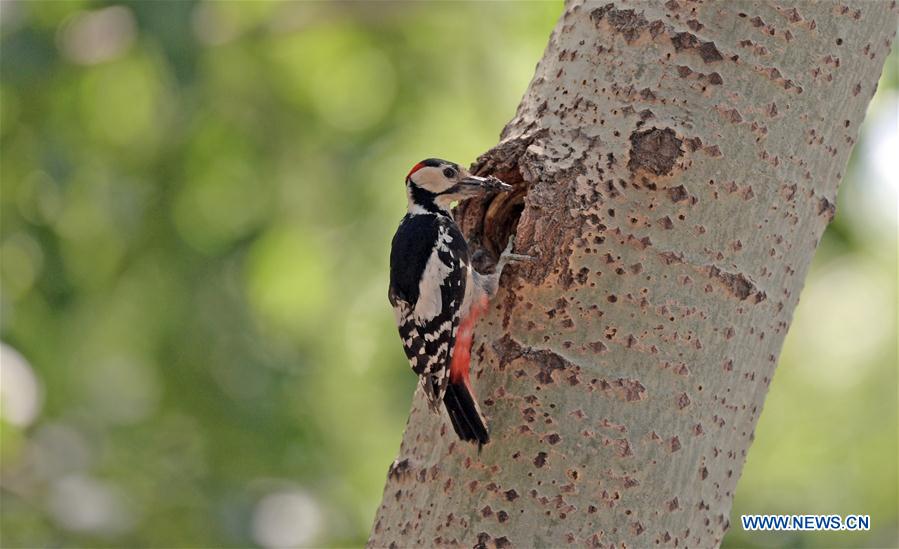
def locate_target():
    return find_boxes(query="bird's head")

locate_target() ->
[406,158,511,214]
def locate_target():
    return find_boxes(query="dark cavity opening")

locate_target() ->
[483,187,526,259]
[457,160,529,274]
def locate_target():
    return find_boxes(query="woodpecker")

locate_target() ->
[389,158,526,445]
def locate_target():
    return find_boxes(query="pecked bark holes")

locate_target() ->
[628,127,684,176]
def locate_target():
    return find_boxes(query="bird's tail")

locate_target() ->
[443,380,489,445]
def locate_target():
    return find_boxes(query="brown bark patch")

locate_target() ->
[387,458,411,481]
[658,251,684,265]
[818,197,836,222]
[614,379,648,401]
[668,437,682,453]
[668,185,689,202]
[704,144,723,157]
[706,266,758,301]
[474,532,512,549]
[698,41,724,62]
[628,127,683,176]
[494,335,578,384]
[671,32,723,63]
[590,4,650,43]
[591,378,648,401]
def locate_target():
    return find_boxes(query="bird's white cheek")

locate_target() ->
[416,168,454,193]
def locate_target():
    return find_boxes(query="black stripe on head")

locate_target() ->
[421,158,447,168]
[407,158,450,180]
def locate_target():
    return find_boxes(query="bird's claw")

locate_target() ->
[496,234,535,272]
[501,252,533,263]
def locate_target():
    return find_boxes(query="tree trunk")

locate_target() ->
[369,1,896,547]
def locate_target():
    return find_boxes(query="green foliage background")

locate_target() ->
[1,2,895,547]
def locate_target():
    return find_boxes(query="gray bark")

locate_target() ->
[370,1,897,547]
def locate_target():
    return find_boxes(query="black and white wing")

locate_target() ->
[389,214,468,408]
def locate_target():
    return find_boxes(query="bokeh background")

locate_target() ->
[0,2,895,547]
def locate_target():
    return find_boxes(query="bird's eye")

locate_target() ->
[443,167,457,178]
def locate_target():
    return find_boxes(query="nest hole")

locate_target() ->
[483,188,526,259]
[463,160,531,273]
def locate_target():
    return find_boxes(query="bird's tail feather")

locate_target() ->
[443,380,489,445]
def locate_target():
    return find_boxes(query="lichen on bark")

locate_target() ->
[369,1,896,547]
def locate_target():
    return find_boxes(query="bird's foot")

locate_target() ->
[496,234,535,274]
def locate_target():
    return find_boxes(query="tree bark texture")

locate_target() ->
[370,1,896,547]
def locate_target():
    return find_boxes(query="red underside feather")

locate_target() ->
[449,294,489,391]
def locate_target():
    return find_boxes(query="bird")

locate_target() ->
[388,158,528,446]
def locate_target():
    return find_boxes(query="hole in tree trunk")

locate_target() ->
[483,187,526,260]
[459,165,529,274]
[457,140,539,274]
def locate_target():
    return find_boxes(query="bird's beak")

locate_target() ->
[459,175,513,194]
